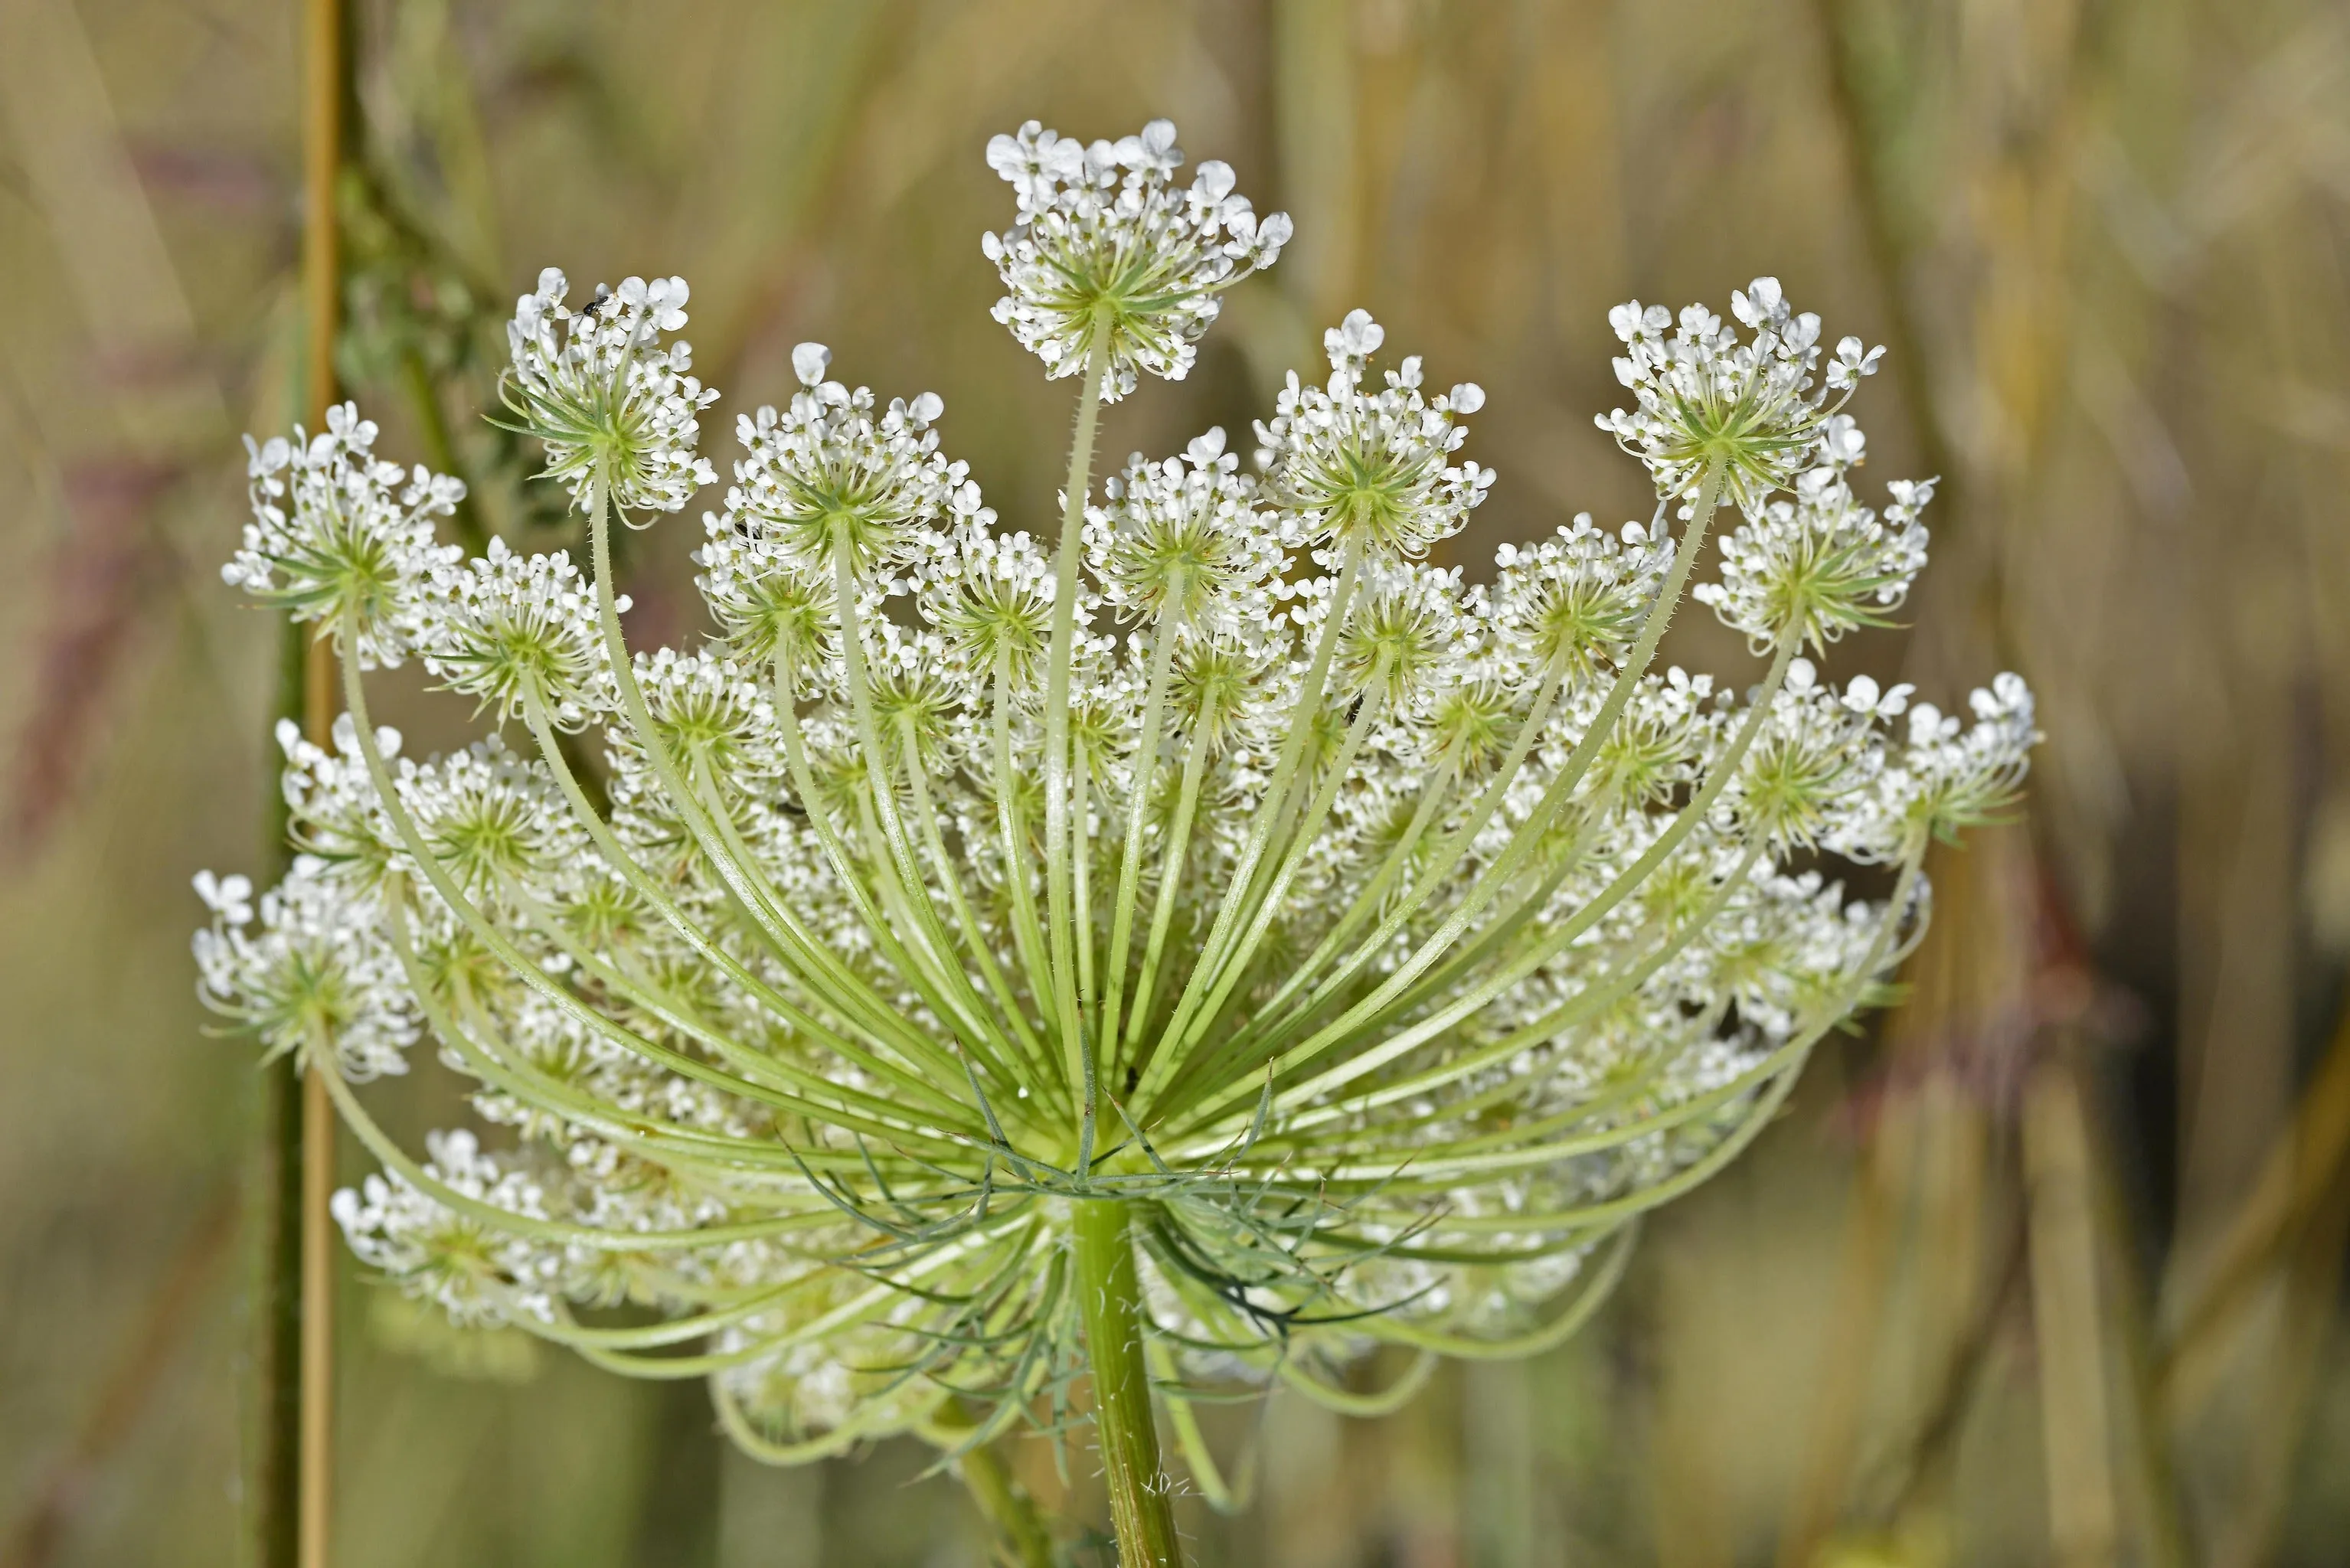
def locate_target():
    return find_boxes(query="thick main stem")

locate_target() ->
[1071,1200,1182,1567]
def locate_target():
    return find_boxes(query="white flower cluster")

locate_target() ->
[1695,456,1933,652]
[417,537,618,729]
[196,119,2038,1468]
[501,269,719,514]
[332,1131,562,1326]
[1600,276,1884,514]
[1086,427,1289,639]
[907,514,1054,685]
[983,118,1291,400]
[193,800,417,1082]
[1489,513,1675,681]
[1893,671,2039,840]
[1255,309,1495,558]
[720,343,963,573]
[224,403,464,669]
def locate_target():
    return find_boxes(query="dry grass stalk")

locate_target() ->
[2023,1055,2119,1568]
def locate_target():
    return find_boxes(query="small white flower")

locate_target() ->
[192,870,254,926]
[192,854,417,1080]
[223,406,463,668]
[982,118,1290,401]
[415,538,616,728]
[1598,277,1881,514]
[1692,470,1933,652]
[501,269,719,516]
[1253,311,1495,558]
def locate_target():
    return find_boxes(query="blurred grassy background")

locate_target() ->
[2,0,2348,1563]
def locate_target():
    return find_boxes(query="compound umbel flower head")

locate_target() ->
[197,117,2035,1563]
[984,118,1291,403]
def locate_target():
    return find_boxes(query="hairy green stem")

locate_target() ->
[1154,667,1391,1103]
[899,712,1053,1076]
[342,644,814,1124]
[988,652,1067,1102]
[1120,730,1213,1086]
[513,697,989,1130]
[1177,633,1800,1135]
[1226,723,1483,1049]
[1071,1198,1182,1567]
[1268,837,1776,1142]
[583,477,973,1096]
[1044,340,1112,1124]
[763,660,1010,1086]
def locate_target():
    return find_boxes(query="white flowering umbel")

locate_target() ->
[984,118,1290,402]
[225,405,464,668]
[500,269,718,514]
[1600,278,1884,515]
[196,119,2035,1563]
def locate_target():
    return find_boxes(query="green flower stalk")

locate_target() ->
[195,117,2036,1564]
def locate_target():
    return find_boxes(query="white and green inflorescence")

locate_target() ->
[195,117,2034,1525]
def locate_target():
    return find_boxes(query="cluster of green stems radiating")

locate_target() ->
[283,305,1947,1568]
[332,348,1926,1204]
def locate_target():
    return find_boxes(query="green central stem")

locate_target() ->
[1045,337,1112,1146]
[1071,1199,1182,1566]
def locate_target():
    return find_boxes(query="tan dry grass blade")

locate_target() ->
[2024,1058,2120,1568]
[2161,1005,2350,1415]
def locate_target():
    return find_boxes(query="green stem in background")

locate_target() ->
[1071,1199,1182,1568]
[1808,0,1957,513]
[958,1442,1059,1568]
[250,621,310,1568]
[394,345,488,552]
